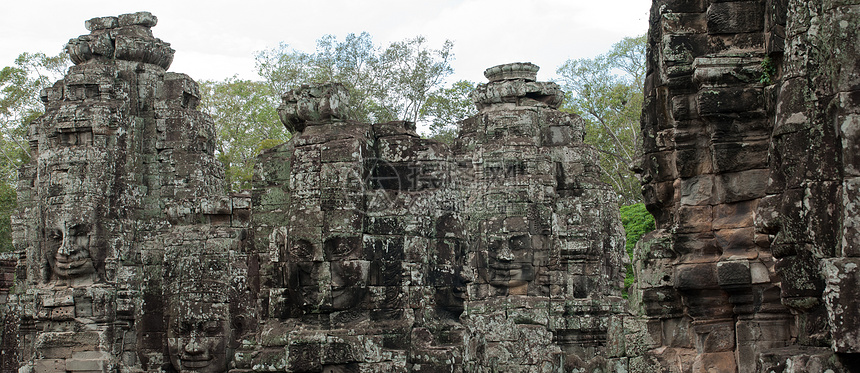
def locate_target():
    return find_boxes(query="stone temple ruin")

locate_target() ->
[0,2,859,372]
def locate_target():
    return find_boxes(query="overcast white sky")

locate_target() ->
[1,0,650,84]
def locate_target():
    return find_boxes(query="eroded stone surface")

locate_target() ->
[456,62,626,372]
[633,0,860,371]
[13,5,860,372]
[245,62,627,371]
[5,30,628,372]
[6,13,247,373]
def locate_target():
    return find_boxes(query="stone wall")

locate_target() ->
[3,13,628,373]
[634,0,860,371]
[244,64,628,372]
[7,4,859,372]
[8,12,248,372]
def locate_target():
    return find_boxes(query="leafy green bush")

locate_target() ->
[0,182,15,253]
[620,203,655,296]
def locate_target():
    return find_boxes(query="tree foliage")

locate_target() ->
[619,202,655,295]
[1,52,69,185]
[255,33,455,125]
[557,35,646,205]
[420,79,477,143]
[0,182,15,252]
[198,77,289,191]
[0,51,69,252]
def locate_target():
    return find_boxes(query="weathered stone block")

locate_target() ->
[713,200,757,230]
[758,346,848,373]
[714,169,769,203]
[716,227,757,259]
[679,175,715,206]
[675,147,714,178]
[775,250,825,310]
[676,205,713,233]
[675,262,719,289]
[693,320,736,352]
[662,34,710,65]
[64,358,106,371]
[717,259,751,287]
[662,12,708,35]
[821,258,860,353]
[118,11,157,27]
[712,140,769,172]
[692,351,736,372]
[693,56,764,86]
[33,359,66,373]
[697,87,763,116]
[661,0,708,13]
[841,113,860,177]
[707,1,764,34]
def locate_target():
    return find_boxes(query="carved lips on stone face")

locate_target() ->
[168,303,230,373]
[46,222,96,283]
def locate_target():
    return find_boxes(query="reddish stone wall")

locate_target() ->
[634,0,860,371]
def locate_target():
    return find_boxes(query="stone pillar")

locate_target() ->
[456,63,627,371]
[250,83,465,372]
[636,0,860,371]
[10,12,245,373]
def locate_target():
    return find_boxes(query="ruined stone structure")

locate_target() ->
[6,4,860,372]
[634,0,860,371]
[455,64,627,371]
[3,13,628,373]
[8,12,249,372]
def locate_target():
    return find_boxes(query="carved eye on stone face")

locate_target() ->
[67,223,90,237]
[488,238,505,252]
[173,320,193,335]
[48,228,63,241]
[324,236,360,261]
[203,320,224,337]
[288,239,315,261]
[508,235,531,251]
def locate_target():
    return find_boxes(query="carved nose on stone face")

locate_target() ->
[58,234,73,256]
[498,247,515,262]
[184,337,205,355]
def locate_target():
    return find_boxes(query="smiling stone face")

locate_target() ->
[282,235,370,315]
[167,302,230,373]
[481,234,537,291]
[44,220,99,285]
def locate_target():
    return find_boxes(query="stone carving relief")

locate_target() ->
[2,4,859,373]
[40,8,860,373]
[634,0,860,371]
[163,226,240,373]
[6,12,248,373]
[167,303,231,373]
[455,62,627,372]
[246,82,471,372]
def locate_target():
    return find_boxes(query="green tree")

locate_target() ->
[1,52,69,185]
[619,203,655,295]
[0,182,15,252]
[198,77,289,191]
[0,51,69,252]
[255,33,455,125]
[420,80,477,143]
[557,35,645,205]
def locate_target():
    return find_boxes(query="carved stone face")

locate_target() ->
[285,236,368,314]
[483,234,536,288]
[167,302,230,373]
[45,222,96,283]
[434,269,467,318]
